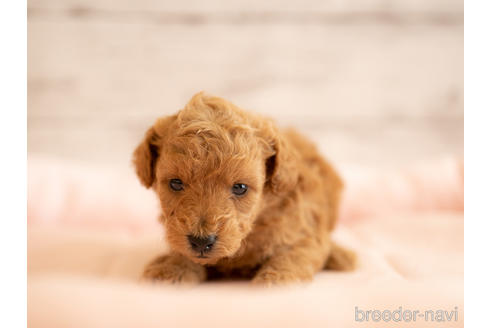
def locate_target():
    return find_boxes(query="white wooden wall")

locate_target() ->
[28,0,463,168]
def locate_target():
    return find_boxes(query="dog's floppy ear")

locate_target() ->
[260,123,299,194]
[133,126,161,188]
[133,116,175,188]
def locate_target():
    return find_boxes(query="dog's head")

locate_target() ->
[133,93,298,265]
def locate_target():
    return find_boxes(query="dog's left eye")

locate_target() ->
[169,179,184,191]
[232,183,248,196]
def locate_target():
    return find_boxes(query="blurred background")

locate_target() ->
[27,0,463,169]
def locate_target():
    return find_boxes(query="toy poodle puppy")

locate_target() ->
[133,92,356,285]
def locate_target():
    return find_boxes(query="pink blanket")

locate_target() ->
[27,157,463,327]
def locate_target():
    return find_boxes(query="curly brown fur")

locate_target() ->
[134,92,356,285]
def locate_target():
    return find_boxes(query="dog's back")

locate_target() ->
[283,128,343,231]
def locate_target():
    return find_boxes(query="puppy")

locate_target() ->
[133,92,356,285]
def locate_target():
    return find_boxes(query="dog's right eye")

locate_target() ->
[169,179,184,191]
[232,183,248,196]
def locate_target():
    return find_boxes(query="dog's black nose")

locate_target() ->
[187,235,217,253]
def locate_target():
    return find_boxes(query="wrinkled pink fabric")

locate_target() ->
[27,157,464,328]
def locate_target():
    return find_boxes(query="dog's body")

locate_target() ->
[134,93,355,285]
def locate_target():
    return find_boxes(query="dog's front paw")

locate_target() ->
[142,254,206,284]
[252,268,304,286]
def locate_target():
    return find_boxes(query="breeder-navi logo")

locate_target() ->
[355,306,459,322]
